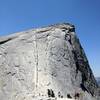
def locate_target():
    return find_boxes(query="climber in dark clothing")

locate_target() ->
[47,89,55,98]
[67,94,72,98]
[74,93,80,100]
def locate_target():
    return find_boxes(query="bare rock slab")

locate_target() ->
[0,23,99,100]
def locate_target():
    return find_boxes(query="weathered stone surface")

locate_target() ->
[96,77,100,100]
[0,23,99,100]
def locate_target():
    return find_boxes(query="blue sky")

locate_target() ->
[0,0,100,77]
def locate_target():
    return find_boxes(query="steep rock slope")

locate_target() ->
[96,77,100,100]
[0,23,99,100]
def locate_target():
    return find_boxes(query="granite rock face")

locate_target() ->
[96,77,100,100]
[0,23,99,100]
